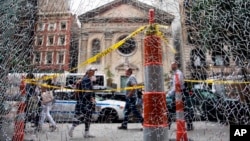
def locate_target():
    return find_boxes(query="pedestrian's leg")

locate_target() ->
[184,97,193,130]
[24,98,34,127]
[122,101,132,127]
[38,105,46,126]
[167,109,172,129]
[72,103,82,127]
[46,103,56,126]
[46,103,57,131]
[84,109,91,132]
[34,100,42,128]
[34,104,44,132]
[83,108,95,138]
[68,104,81,137]
[131,98,143,123]
[118,99,131,129]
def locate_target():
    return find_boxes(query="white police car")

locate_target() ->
[51,89,125,123]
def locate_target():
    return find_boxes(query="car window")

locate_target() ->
[95,95,105,101]
[95,91,126,101]
[54,91,75,100]
[200,91,216,99]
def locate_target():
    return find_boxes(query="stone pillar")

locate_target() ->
[140,34,145,79]
[104,31,113,66]
[78,32,88,73]
[206,51,213,65]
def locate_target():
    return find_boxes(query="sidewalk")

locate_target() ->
[22,121,229,141]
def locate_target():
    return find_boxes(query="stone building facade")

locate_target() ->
[178,0,237,79]
[78,0,174,90]
[153,0,238,80]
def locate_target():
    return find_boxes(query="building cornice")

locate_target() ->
[37,12,73,17]
[81,17,172,25]
[79,0,174,25]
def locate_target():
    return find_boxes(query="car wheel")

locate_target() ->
[193,106,202,121]
[99,108,118,123]
[194,104,208,121]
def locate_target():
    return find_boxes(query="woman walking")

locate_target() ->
[38,83,57,132]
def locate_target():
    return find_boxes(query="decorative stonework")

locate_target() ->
[104,31,113,38]
[91,22,146,27]
[115,63,139,71]
[78,0,174,90]
[81,32,89,38]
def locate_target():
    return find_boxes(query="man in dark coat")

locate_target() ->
[68,67,97,138]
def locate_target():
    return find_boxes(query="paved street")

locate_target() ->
[0,121,230,141]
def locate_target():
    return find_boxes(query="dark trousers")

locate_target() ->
[24,96,41,128]
[183,96,194,127]
[73,103,93,131]
[122,97,143,127]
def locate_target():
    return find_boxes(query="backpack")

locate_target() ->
[137,90,143,99]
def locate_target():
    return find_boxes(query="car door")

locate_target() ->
[192,89,218,121]
[50,90,76,122]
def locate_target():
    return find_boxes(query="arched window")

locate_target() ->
[190,48,206,68]
[211,49,229,66]
[92,39,101,64]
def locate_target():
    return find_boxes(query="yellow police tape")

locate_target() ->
[155,24,177,54]
[68,24,175,75]
[73,25,148,71]
[184,79,250,84]
[31,24,175,84]
[25,77,250,94]
[23,24,219,93]
[31,25,148,83]
[25,79,144,93]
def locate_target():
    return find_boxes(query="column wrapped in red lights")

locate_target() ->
[175,74,188,141]
[12,75,26,141]
[143,9,168,141]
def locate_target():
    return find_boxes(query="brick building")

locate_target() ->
[33,0,80,73]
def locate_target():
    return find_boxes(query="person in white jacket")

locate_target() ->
[168,62,185,97]
[37,83,57,132]
[168,61,194,131]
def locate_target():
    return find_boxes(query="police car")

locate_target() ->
[51,89,125,123]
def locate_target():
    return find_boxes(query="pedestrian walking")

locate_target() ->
[24,73,41,131]
[68,66,97,138]
[37,83,57,132]
[167,61,194,131]
[118,68,143,130]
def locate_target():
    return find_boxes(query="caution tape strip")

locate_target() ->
[25,77,250,93]
[155,24,177,54]
[72,25,148,72]
[30,24,173,83]
[184,79,250,84]
[29,25,148,83]
[24,80,144,93]
[22,23,248,92]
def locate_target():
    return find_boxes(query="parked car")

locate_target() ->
[215,93,250,125]
[191,89,220,121]
[51,89,126,123]
[167,88,250,124]
[166,88,250,124]
[95,91,126,102]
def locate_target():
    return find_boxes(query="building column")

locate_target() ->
[78,32,88,73]
[104,31,113,66]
